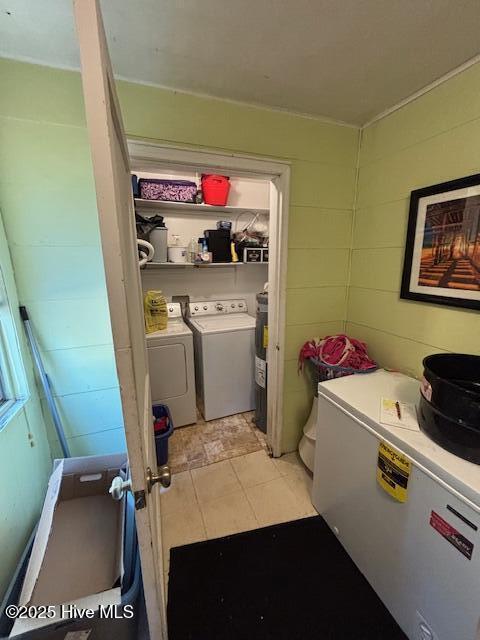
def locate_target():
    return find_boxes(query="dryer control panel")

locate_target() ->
[167,302,183,318]
[188,299,248,316]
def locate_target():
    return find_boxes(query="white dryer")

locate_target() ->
[146,302,196,427]
[187,300,256,421]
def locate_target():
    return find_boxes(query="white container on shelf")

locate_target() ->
[150,226,168,263]
[168,246,188,263]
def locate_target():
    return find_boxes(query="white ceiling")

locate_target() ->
[1,0,480,125]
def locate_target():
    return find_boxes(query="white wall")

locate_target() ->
[135,172,269,248]
[135,171,270,207]
[152,210,269,252]
[141,264,267,314]
[137,171,270,313]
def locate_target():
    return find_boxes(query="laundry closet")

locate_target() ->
[132,160,273,471]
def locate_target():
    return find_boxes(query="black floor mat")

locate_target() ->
[167,515,407,640]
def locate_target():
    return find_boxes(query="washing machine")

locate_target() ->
[187,299,256,421]
[146,302,196,427]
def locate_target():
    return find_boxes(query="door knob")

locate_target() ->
[146,465,171,492]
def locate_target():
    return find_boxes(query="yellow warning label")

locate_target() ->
[376,441,411,503]
[263,326,269,349]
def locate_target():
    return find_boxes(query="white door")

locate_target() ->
[73,1,166,638]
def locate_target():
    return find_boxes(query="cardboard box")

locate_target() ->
[11,453,128,636]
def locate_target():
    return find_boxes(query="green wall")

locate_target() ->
[0,212,52,599]
[1,54,477,472]
[0,57,359,455]
[348,61,480,373]
[118,78,358,452]
[1,53,479,602]
[0,60,128,458]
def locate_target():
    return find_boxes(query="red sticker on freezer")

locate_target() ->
[430,511,474,560]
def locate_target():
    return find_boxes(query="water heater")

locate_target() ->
[255,291,268,432]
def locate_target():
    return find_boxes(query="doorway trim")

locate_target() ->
[128,140,290,456]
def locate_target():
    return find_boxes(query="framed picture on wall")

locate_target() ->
[400,173,480,311]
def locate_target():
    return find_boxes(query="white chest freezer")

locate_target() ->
[312,370,480,640]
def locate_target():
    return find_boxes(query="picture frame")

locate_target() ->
[400,173,480,311]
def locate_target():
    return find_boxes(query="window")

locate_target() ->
[0,229,28,428]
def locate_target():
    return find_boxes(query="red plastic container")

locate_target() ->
[202,174,230,206]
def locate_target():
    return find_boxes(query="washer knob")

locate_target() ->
[231,303,236,308]
[203,305,208,311]
[215,303,224,311]
[194,306,199,311]
[168,307,173,313]
[238,302,244,308]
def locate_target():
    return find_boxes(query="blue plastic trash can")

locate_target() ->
[153,403,174,466]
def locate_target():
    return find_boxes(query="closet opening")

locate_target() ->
[128,140,289,464]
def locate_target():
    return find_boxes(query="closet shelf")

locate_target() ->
[143,262,267,269]
[134,198,269,216]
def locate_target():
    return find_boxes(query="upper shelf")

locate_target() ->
[142,261,267,269]
[134,198,269,216]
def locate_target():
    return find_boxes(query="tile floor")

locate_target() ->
[160,449,317,593]
[168,410,268,473]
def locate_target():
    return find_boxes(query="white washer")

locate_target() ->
[146,302,196,427]
[187,299,256,421]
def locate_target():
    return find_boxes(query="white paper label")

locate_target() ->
[255,356,266,388]
[380,397,419,431]
[64,631,92,640]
